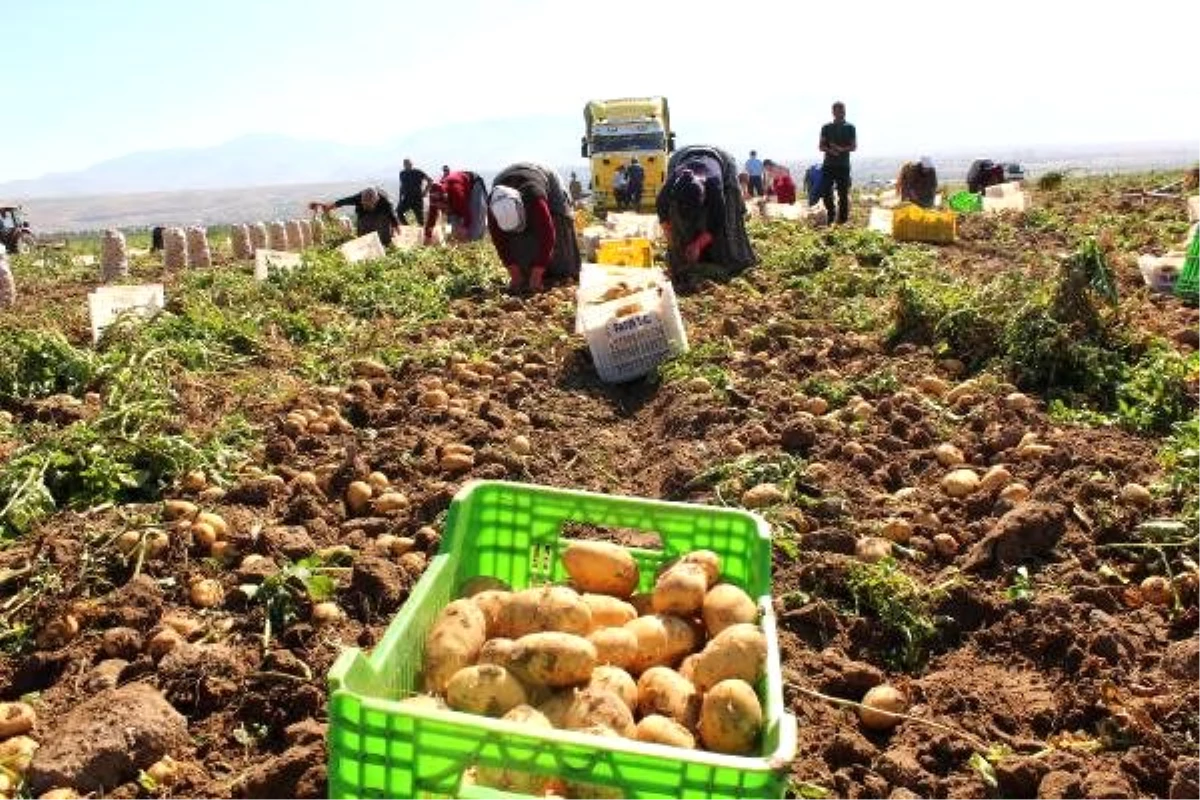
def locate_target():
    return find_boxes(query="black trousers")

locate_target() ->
[820,164,852,224]
[397,196,424,225]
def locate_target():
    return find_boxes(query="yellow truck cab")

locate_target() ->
[581,97,675,214]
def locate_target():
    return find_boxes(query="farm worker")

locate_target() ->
[397,158,431,225]
[966,159,1005,194]
[625,157,646,210]
[772,171,798,205]
[424,170,489,244]
[487,163,581,293]
[818,100,857,224]
[568,172,585,203]
[803,164,824,207]
[311,186,400,246]
[612,166,629,210]
[896,156,939,208]
[745,150,765,196]
[656,144,757,278]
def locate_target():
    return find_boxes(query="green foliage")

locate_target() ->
[846,557,945,671]
[0,329,98,404]
[686,452,808,505]
[1157,418,1199,528]
[656,339,733,393]
[1115,344,1198,434]
[1006,566,1034,602]
[240,555,338,648]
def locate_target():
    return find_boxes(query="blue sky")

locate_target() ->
[3,0,1197,182]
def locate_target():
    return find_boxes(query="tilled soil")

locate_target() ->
[1,178,1198,799]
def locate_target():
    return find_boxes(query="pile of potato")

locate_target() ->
[407,541,769,793]
[185,226,212,269]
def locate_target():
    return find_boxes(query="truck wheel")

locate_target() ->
[14,232,35,254]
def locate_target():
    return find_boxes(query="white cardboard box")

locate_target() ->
[88,284,165,343]
[253,249,303,281]
[338,231,387,263]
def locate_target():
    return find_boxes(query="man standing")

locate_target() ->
[625,157,645,211]
[397,158,431,225]
[745,150,765,197]
[818,102,856,224]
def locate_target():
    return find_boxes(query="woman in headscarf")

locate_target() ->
[424,170,488,244]
[487,163,580,293]
[656,145,756,278]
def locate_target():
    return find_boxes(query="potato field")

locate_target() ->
[1,171,1198,799]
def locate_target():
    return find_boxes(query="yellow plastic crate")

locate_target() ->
[892,204,957,244]
[596,237,654,267]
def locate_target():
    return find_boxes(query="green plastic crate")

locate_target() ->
[1174,228,1199,304]
[327,480,797,799]
[948,190,982,213]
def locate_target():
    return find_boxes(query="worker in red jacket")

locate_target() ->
[424,170,488,244]
[772,172,797,205]
[487,163,580,293]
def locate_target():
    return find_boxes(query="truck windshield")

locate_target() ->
[592,132,666,154]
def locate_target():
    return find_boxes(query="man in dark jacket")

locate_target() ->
[397,159,431,225]
[818,101,857,224]
[314,187,400,246]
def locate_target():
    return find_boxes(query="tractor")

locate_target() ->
[1,206,36,254]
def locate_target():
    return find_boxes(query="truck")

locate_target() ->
[581,97,675,214]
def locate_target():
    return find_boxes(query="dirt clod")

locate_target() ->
[962,502,1067,571]
[28,683,188,794]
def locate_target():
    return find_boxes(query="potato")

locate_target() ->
[622,614,698,673]
[636,667,699,730]
[501,704,552,728]
[629,592,654,616]
[497,586,591,638]
[563,687,635,737]
[508,632,597,687]
[651,563,709,616]
[676,550,720,587]
[587,627,639,671]
[660,614,701,665]
[478,704,555,793]
[470,589,512,638]
[859,685,907,730]
[0,701,36,738]
[588,666,638,711]
[623,616,667,674]
[478,637,517,666]
[690,623,767,692]
[461,575,510,597]
[423,599,488,693]
[701,584,758,636]
[445,664,528,717]
[537,690,576,727]
[562,540,640,597]
[345,480,373,514]
[0,734,38,775]
[678,653,699,683]
[635,714,696,749]
[698,679,762,755]
[582,594,637,629]
[398,694,448,712]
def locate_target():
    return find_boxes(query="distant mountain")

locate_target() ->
[0,116,585,199]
